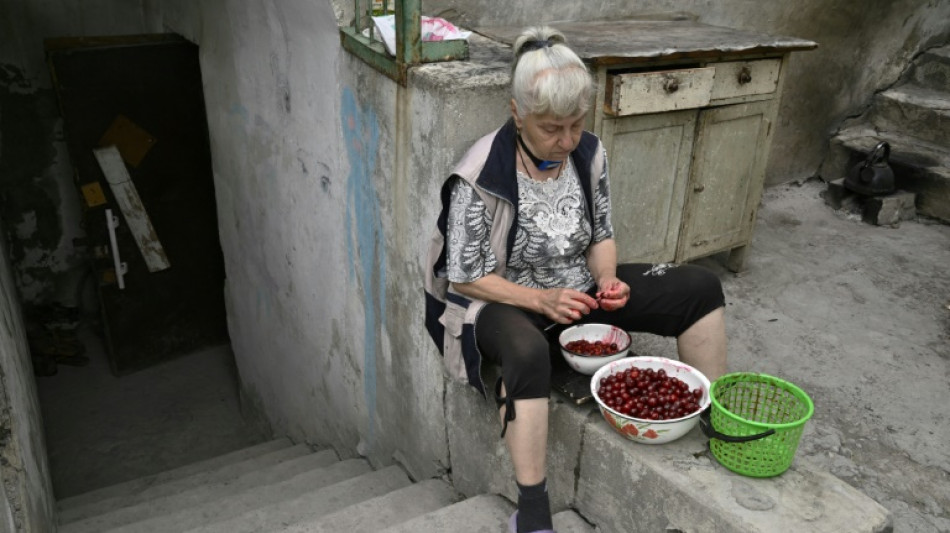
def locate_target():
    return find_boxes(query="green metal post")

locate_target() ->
[395,0,422,66]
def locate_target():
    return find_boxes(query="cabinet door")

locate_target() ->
[601,109,697,263]
[677,100,773,262]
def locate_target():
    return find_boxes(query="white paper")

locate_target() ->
[369,15,471,57]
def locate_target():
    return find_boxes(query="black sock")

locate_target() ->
[516,479,552,532]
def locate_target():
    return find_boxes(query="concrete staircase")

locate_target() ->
[824,43,950,222]
[55,437,596,532]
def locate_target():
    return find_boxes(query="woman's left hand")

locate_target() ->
[595,277,630,311]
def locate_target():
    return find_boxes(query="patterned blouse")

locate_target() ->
[445,152,614,292]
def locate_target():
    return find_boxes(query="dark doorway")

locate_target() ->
[46,34,228,375]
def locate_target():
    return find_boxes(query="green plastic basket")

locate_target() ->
[701,373,814,477]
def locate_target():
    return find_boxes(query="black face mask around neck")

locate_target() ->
[517,134,561,170]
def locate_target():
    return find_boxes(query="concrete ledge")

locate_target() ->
[444,377,588,513]
[576,420,892,532]
[446,375,892,532]
[446,372,891,532]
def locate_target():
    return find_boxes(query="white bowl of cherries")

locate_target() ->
[591,356,710,444]
[558,323,631,375]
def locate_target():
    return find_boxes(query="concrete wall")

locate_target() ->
[0,216,56,530]
[158,1,509,479]
[161,0,447,472]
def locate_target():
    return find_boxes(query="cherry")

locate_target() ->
[596,365,705,421]
[565,339,622,357]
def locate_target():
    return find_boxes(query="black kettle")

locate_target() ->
[845,141,895,196]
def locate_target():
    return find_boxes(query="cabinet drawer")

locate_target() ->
[606,67,715,116]
[710,59,781,100]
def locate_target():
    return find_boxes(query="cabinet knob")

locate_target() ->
[738,67,752,85]
[663,76,679,93]
[693,184,705,192]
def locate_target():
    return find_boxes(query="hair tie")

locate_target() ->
[521,39,553,53]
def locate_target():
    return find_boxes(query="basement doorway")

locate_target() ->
[36,34,268,499]
[45,34,229,375]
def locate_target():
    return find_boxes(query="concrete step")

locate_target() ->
[576,418,892,533]
[262,478,460,533]
[58,442,319,523]
[553,510,598,532]
[61,457,371,533]
[910,44,950,91]
[826,125,950,222]
[867,83,950,146]
[379,493,514,533]
[55,438,293,513]
[444,379,891,533]
[370,493,597,533]
[185,465,416,533]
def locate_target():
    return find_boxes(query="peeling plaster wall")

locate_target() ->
[428,0,950,185]
[159,0,454,476]
[183,0,372,460]
[0,218,56,531]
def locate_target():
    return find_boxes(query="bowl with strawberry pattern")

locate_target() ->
[590,356,711,444]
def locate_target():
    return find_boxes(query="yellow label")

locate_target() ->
[98,114,157,168]
[81,181,108,207]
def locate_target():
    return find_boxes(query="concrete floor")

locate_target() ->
[36,330,269,500]
[647,179,950,532]
[33,178,949,531]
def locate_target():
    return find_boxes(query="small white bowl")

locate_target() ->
[558,323,631,375]
[590,356,711,444]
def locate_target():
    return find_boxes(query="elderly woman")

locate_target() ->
[425,26,727,533]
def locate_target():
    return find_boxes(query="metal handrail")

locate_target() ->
[341,0,467,85]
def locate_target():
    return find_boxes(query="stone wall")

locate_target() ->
[0,216,56,531]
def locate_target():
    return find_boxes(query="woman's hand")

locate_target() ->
[595,277,630,311]
[451,275,596,324]
[586,239,629,311]
[539,288,599,324]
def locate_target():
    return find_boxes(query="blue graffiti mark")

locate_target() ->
[341,87,386,452]
[229,102,249,122]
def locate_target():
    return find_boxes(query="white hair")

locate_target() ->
[511,26,593,119]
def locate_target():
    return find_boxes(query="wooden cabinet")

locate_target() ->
[596,56,791,272]
[477,21,816,271]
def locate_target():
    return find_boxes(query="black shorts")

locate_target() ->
[476,263,725,402]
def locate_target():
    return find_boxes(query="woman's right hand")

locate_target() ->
[538,288,599,324]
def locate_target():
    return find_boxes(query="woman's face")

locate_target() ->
[512,103,586,162]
